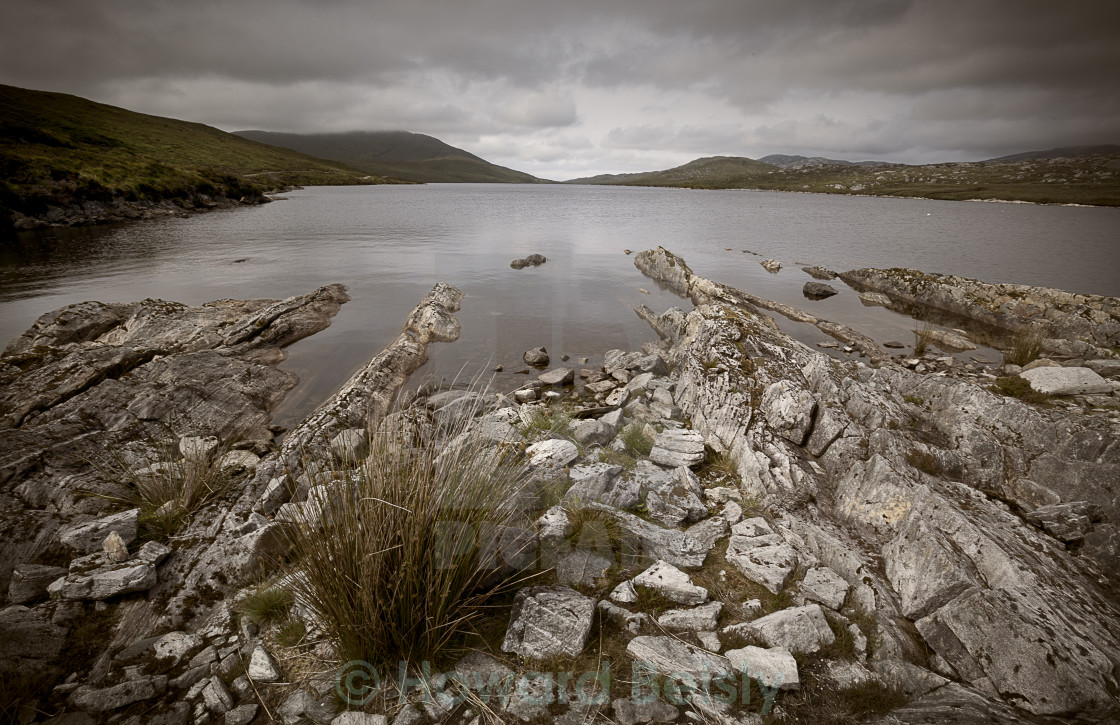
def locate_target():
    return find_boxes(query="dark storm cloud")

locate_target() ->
[1,0,1117,173]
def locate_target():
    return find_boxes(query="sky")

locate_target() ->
[2,0,1118,180]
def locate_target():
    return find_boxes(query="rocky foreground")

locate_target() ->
[1,250,1119,724]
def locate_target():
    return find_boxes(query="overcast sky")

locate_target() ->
[2,0,1118,180]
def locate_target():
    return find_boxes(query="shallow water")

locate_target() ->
[3,184,1117,428]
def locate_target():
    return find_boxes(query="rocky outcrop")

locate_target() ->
[840,266,1120,358]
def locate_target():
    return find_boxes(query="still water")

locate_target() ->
[2,184,1118,428]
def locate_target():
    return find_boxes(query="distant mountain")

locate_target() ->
[567,156,775,187]
[566,148,1120,206]
[984,145,1120,163]
[233,130,551,184]
[759,154,890,168]
[0,84,387,231]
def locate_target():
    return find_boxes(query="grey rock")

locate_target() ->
[332,714,387,725]
[248,643,281,682]
[725,519,798,595]
[564,463,638,509]
[69,679,157,713]
[8,564,66,604]
[685,516,729,550]
[526,439,579,469]
[555,548,613,587]
[742,604,835,654]
[633,354,669,376]
[202,676,235,714]
[760,381,817,446]
[219,449,260,473]
[570,418,614,446]
[598,600,649,634]
[0,604,67,673]
[802,266,837,280]
[610,580,638,603]
[798,567,850,610]
[1025,501,1102,542]
[102,530,129,562]
[632,560,708,604]
[590,505,710,568]
[858,291,892,306]
[648,428,706,467]
[921,328,977,352]
[330,428,368,461]
[625,636,732,680]
[501,586,595,659]
[1085,358,1120,378]
[760,259,781,273]
[58,508,139,553]
[538,367,575,386]
[724,646,799,691]
[180,435,219,462]
[803,281,839,300]
[656,601,723,632]
[1021,366,1112,395]
[48,554,157,600]
[523,346,550,366]
[612,697,679,725]
[153,631,203,664]
[225,704,260,725]
[537,506,572,542]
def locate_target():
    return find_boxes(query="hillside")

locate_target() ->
[0,84,392,231]
[568,149,1120,206]
[234,130,551,184]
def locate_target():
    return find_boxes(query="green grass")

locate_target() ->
[0,83,393,223]
[990,376,1052,405]
[87,438,239,541]
[282,394,535,671]
[912,323,935,356]
[569,151,1120,206]
[619,422,654,457]
[238,585,294,625]
[518,405,577,442]
[274,619,307,648]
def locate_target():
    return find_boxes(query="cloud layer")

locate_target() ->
[2,0,1117,179]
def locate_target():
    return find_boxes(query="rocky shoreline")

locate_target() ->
[6,191,280,233]
[1,251,1119,723]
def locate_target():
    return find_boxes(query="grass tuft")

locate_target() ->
[619,422,654,457]
[1004,329,1044,367]
[912,323,935,356]
[282,392,535,671]
[238,585,294,625]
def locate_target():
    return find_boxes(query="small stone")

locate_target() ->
[248,644,281,682]
[153,631,203,664]
[501,586,595,659]
[180,435,219,462]
[103,531,129,562]
[538,367,575,386]
[760,259,781,273]
[725,646,800,691]
[225,704,259,725]
[526,439,579,469]
[656,601,723,632]
[59,509,140,553]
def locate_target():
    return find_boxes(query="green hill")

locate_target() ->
[0,84,393,231]
[234,130,551,184]
[567,150,1120,206]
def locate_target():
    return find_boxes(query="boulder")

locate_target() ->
[591,506,710,568]
[656,601,723,632]
[725,518,798,594]
[8,564,67,604]
[564,463,639,509]
[1020,366,1112,395]
[570,418,614,446]
[1025,501,1103,542]
[760,381,817,446]
[59,509,140,553]
[523,346,550,366]
[798,567,850,610]
[803,282,839,300]
[47,553,158,600]
[625,636,732,680]
[648,428,706,467]
[179,435,219,462]
[330,428,368,461]
[153,631,203,664]
[501,586,595,659]
[632,560,708,604]
[69,679,159,714]
[526,439,578,469]
[724,646,800,691]
[1085,359,1120,378]
[742,604,835,654]
[538,367,575,386]
[248,644,282,682]
[760,259,781,273]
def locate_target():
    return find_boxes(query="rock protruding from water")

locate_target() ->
[802,265,837,280]
[510,253,547,269]
[523,346,550,366]
[803,281,839,299]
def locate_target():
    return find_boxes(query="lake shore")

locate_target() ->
[2,250,1119,722]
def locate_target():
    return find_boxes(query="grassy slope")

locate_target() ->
[0,84,392,221]
[235,129,551,184]
[568,152,1120,206]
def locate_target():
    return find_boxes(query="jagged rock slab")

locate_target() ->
[760,380,817,446]
[725,518,798,595]
[649,428,706,467]
[48,553,157,600]
[632,560,708,605]
[724,646,800,691]
[798,567,850,610]
[1020,366,1112,395]
[8,563,67,604]
[526,439,579,469]
[625,636,732,680]
[656,601,722,632]
[589,504,710,569]
[740,604,835,655]
[58,509,140,553]
[564,463,639,509]
[501,586,595,659]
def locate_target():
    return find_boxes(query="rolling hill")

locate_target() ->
[567,149,1120,206]
[234,130,550,184]
[0,84,391,231]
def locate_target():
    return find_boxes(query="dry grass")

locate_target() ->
[1004,329,1044,367]
[282,394,536,671]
